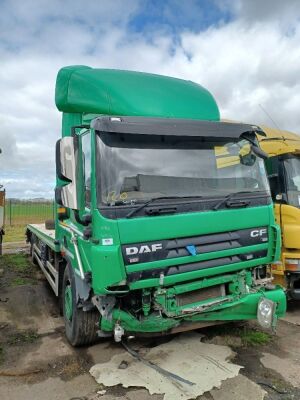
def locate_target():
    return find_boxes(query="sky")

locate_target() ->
[1,0,300,198]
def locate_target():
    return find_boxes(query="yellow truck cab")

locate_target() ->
[259,126,300,299]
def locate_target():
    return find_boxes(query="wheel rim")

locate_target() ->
[64,283,73,321]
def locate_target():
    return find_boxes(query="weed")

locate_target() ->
[239,329,271,346]
[0,346,4,365]
[203,323,272,347]
[0,254,31,271]
[7,330,39,346]
[0,254,37,287]
[10,277,32,287]
[0,254,30,271]
[3,225,26,243]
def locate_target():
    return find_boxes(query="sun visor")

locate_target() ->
[91,116,266,139]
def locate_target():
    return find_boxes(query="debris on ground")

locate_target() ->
[90,333,241,400]
[97,389,107,395]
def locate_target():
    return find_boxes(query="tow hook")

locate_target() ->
[114,323,124,342]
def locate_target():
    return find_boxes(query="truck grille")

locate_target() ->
[127,249,268,282]
[177,285,225,307]
[122,226,268,265]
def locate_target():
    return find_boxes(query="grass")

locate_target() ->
[204,323,273,347]
[0,346,4,365]
[10,277,31,286]
[239,329,271,346]
[7,330,39,346]
[3,200,55,242]
[0,254,37,287]
[0,254,31,271]
[4,201,54,226]
[3,225,26,243]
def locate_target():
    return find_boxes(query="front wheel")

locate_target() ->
[62,264,99,346]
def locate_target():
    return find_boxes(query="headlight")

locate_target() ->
[257,298,276,329]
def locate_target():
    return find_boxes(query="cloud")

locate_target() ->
[179,20,300,128]
[1,0,300,198]
[234,0,300,24]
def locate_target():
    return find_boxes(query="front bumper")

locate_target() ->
[100,287,286,335]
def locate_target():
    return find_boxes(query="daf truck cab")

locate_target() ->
[26,66,286,345]
[259,126,300,299]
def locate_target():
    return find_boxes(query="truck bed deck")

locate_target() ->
[27,223,59,252]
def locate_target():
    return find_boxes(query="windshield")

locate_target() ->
[96,132,269,206]
[284,156,300,207]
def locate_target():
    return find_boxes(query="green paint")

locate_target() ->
[64,284,73,321]
[55,66,220,121]
[116,204,275,243]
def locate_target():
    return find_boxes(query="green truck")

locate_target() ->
[26,66,286,346]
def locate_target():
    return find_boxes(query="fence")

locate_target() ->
[4,200,55,226]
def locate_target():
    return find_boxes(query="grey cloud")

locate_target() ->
[219,0,300,29]
[237,0,300,21]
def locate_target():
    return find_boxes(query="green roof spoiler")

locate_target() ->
[55,65,220,121]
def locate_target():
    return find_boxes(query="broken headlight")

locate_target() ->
[257,297,276,329]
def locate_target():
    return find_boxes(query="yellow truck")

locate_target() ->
[259,126,300,299]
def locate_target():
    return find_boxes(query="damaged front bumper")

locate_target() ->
[99,286,286,337]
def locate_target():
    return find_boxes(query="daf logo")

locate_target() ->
[186,245,197,256]
[250,228,267,238]
[125,243,163,256]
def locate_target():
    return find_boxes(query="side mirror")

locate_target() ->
[55,137,80,210]
[240,152,256,166]
[239,143,256,166]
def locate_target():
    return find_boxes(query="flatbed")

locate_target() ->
[27,223,59,296]
[27,223,58,251]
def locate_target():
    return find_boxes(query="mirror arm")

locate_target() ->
[74,210,92,226]
[71,125,90,137]
[251,144,269,160]
[240,134,268,160]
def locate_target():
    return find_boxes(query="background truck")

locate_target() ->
[259,126,300,299]
[0,184,4,255]
[26,66,286,346]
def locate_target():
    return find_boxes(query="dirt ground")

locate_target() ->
[1,252,300,400]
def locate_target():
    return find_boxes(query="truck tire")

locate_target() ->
[45,219,55,230]
[62,263,99,346]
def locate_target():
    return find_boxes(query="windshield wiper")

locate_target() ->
[213,190,265,211]
[126,195,204,218]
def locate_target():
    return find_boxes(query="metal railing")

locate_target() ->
[4,199,55,226]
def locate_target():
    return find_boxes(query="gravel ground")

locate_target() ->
[0,253,299,400]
